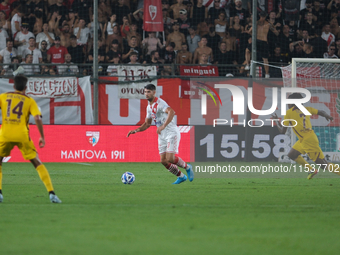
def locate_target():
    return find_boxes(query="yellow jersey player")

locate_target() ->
[0,75,61,203]
[273,93,340,179]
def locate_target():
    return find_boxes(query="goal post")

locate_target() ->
[281,58,340,161]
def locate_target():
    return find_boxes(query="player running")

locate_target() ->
[273,93,340,179]
[127,84,193,184]
[0,75,61,203]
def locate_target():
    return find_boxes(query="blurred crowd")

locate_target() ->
[0,0,339,77]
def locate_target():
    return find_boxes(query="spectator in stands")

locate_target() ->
[98,0,111,25]
[160,42,176,64]
[66,9,79,32]
[87,37,106,64]
[0,21,9,52]
[0,41,17,73]
[313,0,326,29]
[128,52,140,64]
[107,52,120,76]
[68,35,85,66]
[21,53,36,75]
[57,53,79,75]
[121,16,131,39]
[0,0,11,20]
[279,25,294,56]
[176,43,192,64]
[11,7,24,36]
[41,61,56,75]
[47,36,69,64]
[72,0,93,24]
[167,22,186,51]
[50,0,69,26]
[290,41,304,58]
[128,24,141,44]
[267,11,281,53]
[187,26,200,54]
[197,18,212,38]
[106,14,118,46]
[302,42,315,58]
[48,11,59,33]
[112,0,131,26]
[0,10,10,35]
[178,9,192,37]
[106,25,123,52]
[214,10,227,38]
[191,0,207,26]
[0,57,19,76]
[106,39,122,63]
[162,8,172,35]
[32,10,44,36]
[323,42,338,58]
[208,0,226,24]
[55,23,72,48]
[40,40,48,63]
[335,38,340,57]
[74,19,90,46]
[23,37,42,74]
[122,36,142,63]
[15,23,35,58]
[193,36,213,64]
[230,0,248,27]
[215,41,238,76]
[330,18,340,38]
[321,24,335,47]
[143,50,162,75]
[300,0,315,21]
[206,26,221,59]
[142,32,164,57]
[269,46,288,78]
[170,0,186,20]
[299,12,317,38]
[36,23,55,50]
[301,30,311,44]
[161,65,173,76]
[198,53,210,65]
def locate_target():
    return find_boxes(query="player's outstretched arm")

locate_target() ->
[127,118,152,137]
[317,110,334,122]
[34,115,45,148]
[271,113,288,134]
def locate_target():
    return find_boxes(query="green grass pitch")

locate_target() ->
[0,162,339,255]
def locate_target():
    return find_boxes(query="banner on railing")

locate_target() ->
[117,65,157,99]
[26,77,78,97]
[0,76,93,124]
[179,65,219,76]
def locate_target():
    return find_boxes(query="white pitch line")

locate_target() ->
[74,163,93,166]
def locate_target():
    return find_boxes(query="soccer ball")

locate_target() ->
[121,172,135,184]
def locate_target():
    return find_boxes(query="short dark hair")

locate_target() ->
[130,52,138,56]
[150,50,158,57]
[14,75,28,91]
[288,93,303,99]
[70,35,77,40]
[144,84,156,90]
[29,37,35,41]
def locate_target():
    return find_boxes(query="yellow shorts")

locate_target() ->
[0,140,37,160]
[292,132,324,161]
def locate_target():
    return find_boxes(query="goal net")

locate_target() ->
[281,58,340,160]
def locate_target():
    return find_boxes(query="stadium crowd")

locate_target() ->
[0,0,338,77]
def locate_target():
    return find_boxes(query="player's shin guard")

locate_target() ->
[165,163,183,177]
[36,164,54,192]
[327,163,340,175]
[295,156,313,171]
[173,156,187,169]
